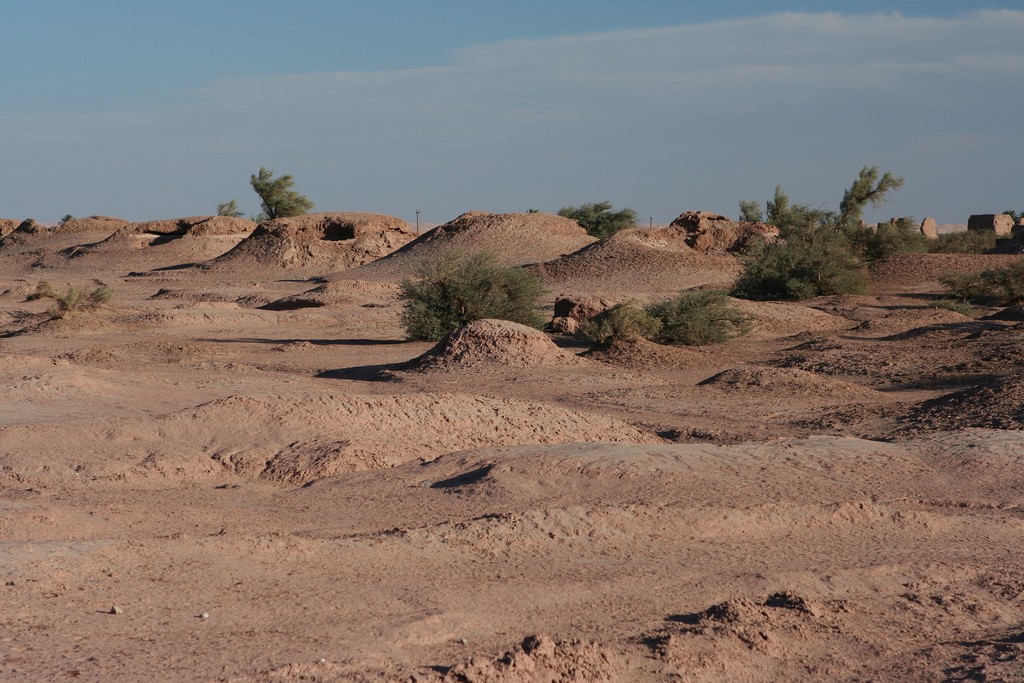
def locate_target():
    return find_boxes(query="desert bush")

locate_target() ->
[557,201,637,239]
[30,282,113,319]
[732,228,865,300]
[647,290,751,345]
[942,259,1024,305]
[929,230,997,254]
[847,219,929,261]
[58,214,74,226]
[250,167,314,219]
[27,281,59,301]
[579,303,662,344]
[399,251,543,341]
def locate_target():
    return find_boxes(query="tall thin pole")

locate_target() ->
[416,210,420,234]
[649,217,653,229]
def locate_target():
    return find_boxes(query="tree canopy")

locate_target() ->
[249,167,314,220]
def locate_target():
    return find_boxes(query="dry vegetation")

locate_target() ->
[1,208,1024,681]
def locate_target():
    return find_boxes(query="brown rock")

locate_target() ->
[550,316,580,335]
[967,214,1014,236]
[553,295,614,322]
[919,217,938,239]
[669,210,779,254]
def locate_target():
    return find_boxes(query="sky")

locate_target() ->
[2,1,1022,226]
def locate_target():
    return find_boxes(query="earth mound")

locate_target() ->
[359,211,596,278]
[868,253,1023,290]
[0,392,658,485]
[262,279,398,310]
[699,366,878,398]
[202,212,415,273]
[1,216,129,247]
[0,218,21,237]
[408,319,583,370]
[61,216,256,269]
[530,226,742,294]
[732,299,851,339]
[445,634,621,682]
[669,210,779,254]
[898,375,1024,434]
[585,336,703,370]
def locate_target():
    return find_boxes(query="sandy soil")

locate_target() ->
[2,216,1024,681]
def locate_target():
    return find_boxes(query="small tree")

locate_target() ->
[837,166,904,227]
[738,200,764,223]
[216,200,244,217]
[399,251,543,341]
[557,201,637,239]
[764,186,834,237]
[249,167,314,220]
[58,214,75,226]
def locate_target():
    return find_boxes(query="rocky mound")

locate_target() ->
[898,375,1024,434]
[445,634,621,682]
[0,218,21,237]
[530,226,743,294]
[60,216,256,270]
[115,215,254,239]
[408,319,583,370]
[1,216,129,246]
[202,212,415,273]
[699,366,878,398]
[262,279,398,310]
[585,336,703,370]
[359,211,596,278]
[669,210,779,254]
[731,299,852,339]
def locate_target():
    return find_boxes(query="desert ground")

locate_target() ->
[2,211,1024,681]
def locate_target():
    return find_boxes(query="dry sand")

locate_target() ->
[2,219,1024,681]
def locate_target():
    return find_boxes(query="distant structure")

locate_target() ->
[967,213,1014,236]
[919,217,938,239]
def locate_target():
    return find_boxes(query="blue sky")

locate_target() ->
[2,1,1021,225]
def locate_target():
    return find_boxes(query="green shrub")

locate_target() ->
[942,259,1024,305]
[647,290,751,345]
[399,251,543,341]
[929,231,997,254]
[579,303,661,344]
[732,228,865,300]
[846,220,929,261]
[557,201,637,239]
[250,167,313,219]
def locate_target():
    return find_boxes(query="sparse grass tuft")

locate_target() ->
[28,281,113,319]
